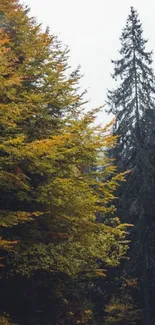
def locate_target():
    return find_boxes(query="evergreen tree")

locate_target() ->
[107,7,155,325]
[0,1,129,324]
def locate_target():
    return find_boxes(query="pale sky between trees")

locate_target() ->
[24,0,155,125]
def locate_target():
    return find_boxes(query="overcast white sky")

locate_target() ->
[24,0,155,124]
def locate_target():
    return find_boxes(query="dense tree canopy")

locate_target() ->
[0,1,129,324]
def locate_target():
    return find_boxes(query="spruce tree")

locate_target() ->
[107,7,155,325]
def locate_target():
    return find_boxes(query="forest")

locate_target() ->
[0,1,155,324]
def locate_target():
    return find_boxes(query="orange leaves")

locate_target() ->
[0,312,18,325]
[121,277,138,289]
[94,269,107,277]
[0,31,22,92]
[0,36,10,48]
[0,238,17,251]
[24,134,71,158]
[0,211,42,228]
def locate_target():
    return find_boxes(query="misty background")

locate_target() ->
[24,0,155,125]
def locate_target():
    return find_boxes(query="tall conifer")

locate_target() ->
[107,7,155,324]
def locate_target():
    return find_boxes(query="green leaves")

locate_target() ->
[0,2,131,324]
